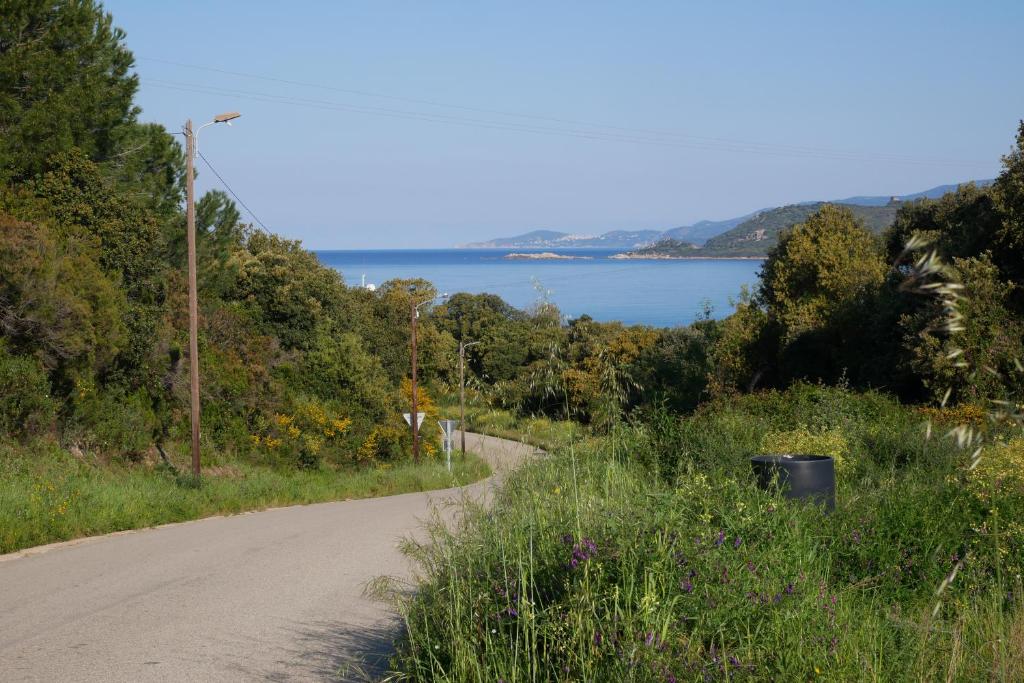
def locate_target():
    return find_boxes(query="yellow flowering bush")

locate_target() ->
[250,398,353,467]
[967,437,1024,501]
[358,424,407,463]
[961,438,1024,592]
[917,403,988,428]
[399,378,443,457]
[760,425,850,473]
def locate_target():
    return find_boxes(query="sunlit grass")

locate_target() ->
[0,438,490,554]
[386,387,1023,681]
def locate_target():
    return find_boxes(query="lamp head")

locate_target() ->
[214,111,241,124]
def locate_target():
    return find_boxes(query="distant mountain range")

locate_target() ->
[460,229,664,249]
[458,180,993,252]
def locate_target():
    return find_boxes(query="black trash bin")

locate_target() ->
[751,454,835,510]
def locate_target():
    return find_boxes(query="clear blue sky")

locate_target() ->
[106,0,1023,249]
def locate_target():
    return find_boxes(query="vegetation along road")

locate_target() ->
[0,433,534,682]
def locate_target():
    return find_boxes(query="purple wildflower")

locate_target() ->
[733,536,743,549]
[594,632,602,646]
[645,632,655,647]
[714,530,726,547]
[681,579,694,593]
[784,582,795,595]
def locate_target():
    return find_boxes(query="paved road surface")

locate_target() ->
[0,432,535,682]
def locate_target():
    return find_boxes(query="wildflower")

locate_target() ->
[784,582,795,595]
[568,537,597,569]
[714,531,726,547]
[733,536,743,549]
[594,632,602,646]
[681,579,694,593]
[851,529,862,544]
[645,632,655,647]
[561,533,574,545]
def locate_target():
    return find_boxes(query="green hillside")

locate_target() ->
[700,202,901,255]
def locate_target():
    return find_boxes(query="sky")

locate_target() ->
[105,0,1024,249]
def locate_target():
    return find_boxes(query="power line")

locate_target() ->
[138,58,991,167]
[197,151,270,231]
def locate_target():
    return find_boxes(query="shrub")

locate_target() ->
[64,383,155,457]
[0,345,55,437]
[760,425,850,472]
[357,423,408,463]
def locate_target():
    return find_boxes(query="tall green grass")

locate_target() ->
[0,439,490,554]
[442,400,581,453]
[387,386,1023,681]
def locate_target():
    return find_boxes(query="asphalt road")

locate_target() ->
[0,432,535,682]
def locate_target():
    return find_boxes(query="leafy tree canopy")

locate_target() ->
[0,0,139,181]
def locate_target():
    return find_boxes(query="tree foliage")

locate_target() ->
[0,0,139,181]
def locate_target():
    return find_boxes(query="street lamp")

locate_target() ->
[458,340,481,456]
[409,289,447,461]
[183,111,241,478]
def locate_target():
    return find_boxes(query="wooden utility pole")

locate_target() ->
[185,119,202,478]
[458,340,479,456]
[410,298,420,461]
[459,341,466,456]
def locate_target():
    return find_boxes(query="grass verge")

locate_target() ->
[387,385,1023,681]
[440,400,581,453]
[0,438,490,555]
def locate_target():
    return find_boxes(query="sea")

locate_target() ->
[315,248,762,328]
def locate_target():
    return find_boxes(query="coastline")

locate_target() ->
[609,253,767,260]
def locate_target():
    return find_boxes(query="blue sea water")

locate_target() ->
[315,249,762,327]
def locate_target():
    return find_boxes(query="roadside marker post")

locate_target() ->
[438,419,458,472]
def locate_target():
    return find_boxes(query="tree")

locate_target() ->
[30,150,164,298]
[231,232,345,350]
[992,120,1024,292]
[760,204,887,343]
[0,0,139,181]
[0,214,126,377]
[106,122,186,220]
[901,254,1024,403]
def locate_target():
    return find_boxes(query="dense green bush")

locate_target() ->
[0,343,54,437]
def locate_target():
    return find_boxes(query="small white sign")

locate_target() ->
[402,412,426,428]
[437,419,458,438]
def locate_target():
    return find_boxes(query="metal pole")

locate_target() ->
[185,119,201,479]
[410,298,419,461]
[459,341,466,456]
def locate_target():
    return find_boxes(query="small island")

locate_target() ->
[504,252,594,260]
